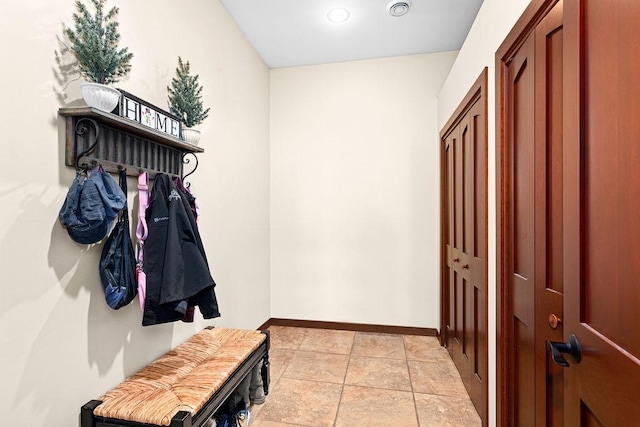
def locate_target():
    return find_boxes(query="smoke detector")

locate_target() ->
[388,1,410,17]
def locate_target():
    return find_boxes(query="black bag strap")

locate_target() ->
[118,168,129,223]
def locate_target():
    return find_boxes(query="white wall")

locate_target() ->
[436,0,530,425]
[0,0,544,424]
[270,52,458,329]
[0,1,270,425]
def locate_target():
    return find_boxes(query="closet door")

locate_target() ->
[440,69,487,425]
[500,0,640,424]
[562,0,640,424]
[497,1,564,425]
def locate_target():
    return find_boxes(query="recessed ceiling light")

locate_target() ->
[327,8,350,23]
[388,1,410,17]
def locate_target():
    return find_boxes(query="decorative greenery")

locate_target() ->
[167,57,210,128]
[64,0,133,85]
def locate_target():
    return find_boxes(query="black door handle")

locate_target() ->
[547,334,581,367]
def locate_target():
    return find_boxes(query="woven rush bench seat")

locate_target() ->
[81,327,270,427]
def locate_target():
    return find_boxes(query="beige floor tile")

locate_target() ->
[254,378,342,427]
[414,393,481,426]
[335,385,418,427]
[298,329,355,354]
[408,360,468,397]
[250,420,306,427]
[283,351,349,384]
[345,355,411,391]
[404,335,451,362]
[351,332,406,359]
[268,348,297,382]
[255,327,480,426]
[268,326,309,350]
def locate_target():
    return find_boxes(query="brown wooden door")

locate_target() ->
[562,0,640,424]
[500,0,640,424]
[441,69,487,425]
[498,1,565,425]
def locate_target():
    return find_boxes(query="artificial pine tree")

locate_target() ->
[167,57,210,128]
[64,0,133,85]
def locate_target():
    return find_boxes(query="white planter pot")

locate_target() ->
[81,83,120,113]
[182,128,201,145]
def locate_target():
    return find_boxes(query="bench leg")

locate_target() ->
[260,330,271,396]
[261,353,270,396]
[80,400,102,427]
[170,410,192,427]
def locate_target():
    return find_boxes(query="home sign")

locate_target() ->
[115,90,182,139]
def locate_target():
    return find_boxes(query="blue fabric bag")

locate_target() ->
[59,165,126,244]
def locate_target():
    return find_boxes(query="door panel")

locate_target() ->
[564,0,640,424]
[470,98,487,393]
[534,4,565,426]
[507,32,536,427]
[452,112,469,358]
[440,69,488,425]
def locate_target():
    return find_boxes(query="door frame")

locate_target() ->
[495,0,560,425]
[439,67,488,425]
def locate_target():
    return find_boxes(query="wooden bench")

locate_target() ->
[80,327,270,427]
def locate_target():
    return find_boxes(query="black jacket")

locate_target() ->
[142,174,220,326]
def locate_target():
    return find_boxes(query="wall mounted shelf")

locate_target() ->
[59,107,203,179]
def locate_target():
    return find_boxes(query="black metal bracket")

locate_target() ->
[181,152,199,188]
[74,118,100,170]
[60,107,204,180]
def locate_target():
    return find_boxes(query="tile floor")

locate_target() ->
[248,326,481,427]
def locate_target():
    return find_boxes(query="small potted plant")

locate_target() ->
[64,0,133,112]
[167,57,210,145]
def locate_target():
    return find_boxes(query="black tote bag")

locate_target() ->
[99,169,138,309]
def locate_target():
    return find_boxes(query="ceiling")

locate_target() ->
[219,0,484,69]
